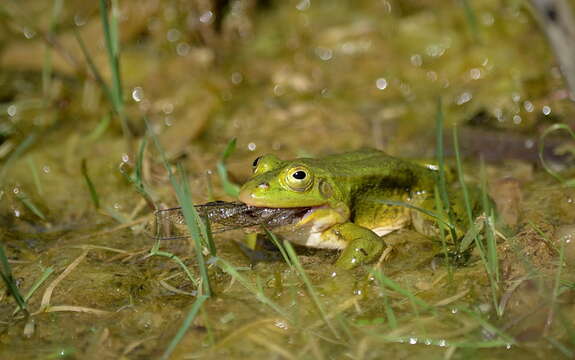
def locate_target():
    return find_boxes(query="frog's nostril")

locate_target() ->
[258,182,269,190]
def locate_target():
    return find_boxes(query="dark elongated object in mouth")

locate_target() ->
[152,201,311,239]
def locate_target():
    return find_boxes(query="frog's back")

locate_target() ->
[307,149,437,234]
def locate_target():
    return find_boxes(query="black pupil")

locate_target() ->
[292,171,306,180]
[252,156,261,167]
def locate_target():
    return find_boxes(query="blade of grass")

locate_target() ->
[98,0,132,146]
[14,190,46,220]
[434,185,453,283]
[282,240,340,339]
[435,98,459,243]
[147,120,212,296]
[0,133,37,187]
[371,270,397,329]
[460,0,480,42]
[452,126,474,226]
[42,0,63,99]
[216,258,291,319]
[13,266,54,316]
[371,269,435,314]
[263,228,292,268]
[26,157,43,196]
[160,295,208,360]
[216,138,240,197]
[0,244,28,314]
[81,159,100,210]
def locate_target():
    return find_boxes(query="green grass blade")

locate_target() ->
[263,228,292,268]
[216,138,240,197]
[147,120,212,296]
[0,133,37,186]
[14,190,46,220]
[282,240,340,339]
[371,269,434,313]
[72,28,113,102]
[160,295,208,360]
[216,258,290,319]
[452,126,473,226]
[435,98,458,242]
[0,244,27,314]
[371,270,398,329]
[98,0,131,144]
[13,266,54,316]
[460,0,480,42]
[81,158,100,209]
[27,157,43,196]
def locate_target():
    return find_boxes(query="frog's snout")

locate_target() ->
[238,182,269,204]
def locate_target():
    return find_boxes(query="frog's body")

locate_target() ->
[238,149,470,269]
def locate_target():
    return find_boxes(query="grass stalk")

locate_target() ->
[282,240,340,339]
[263,228,292,268]
[14,190,46,220]
[0,134,37,187]
[434,98,459,243]
[0,245,28,314]
[160,295,208,360]
[216,138,240,197]
[98,0,132,146]
[26,157,43,196]
[371,270,398,329]
[452,126,473,226]
[81,159,100,209]
[216,258,290,319]
[148,121,212,296]
[42,0,63,99]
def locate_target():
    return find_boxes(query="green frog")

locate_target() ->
[238,149,478,269]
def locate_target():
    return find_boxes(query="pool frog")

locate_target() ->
[238,149,477,269]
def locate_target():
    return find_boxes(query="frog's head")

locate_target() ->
[238,154,336,208]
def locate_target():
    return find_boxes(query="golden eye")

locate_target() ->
[284,166,313,191]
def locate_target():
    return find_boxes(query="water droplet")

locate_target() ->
[132,87,144,102]
[199,11,213,24]
[315,47,333,61]
[375,78,388,90]
[513,115,522,124]
[426,71,438,81]
[74,14,87,26]
[13,187,20,194]
[166,28,181,42]
[162,103,174,114]
[524,139,535,149]
[470,68,481,80]
[23,27,36,39]
[296,0,310,11]
[409,337,417,344]
[121,154,130,163]
[511,93,521,102]
[231,72,243,85]
[523,100,534,112]
[481,12,495,26]
[247,142,256,151]
[410,54,422,67]
[542,105,551,115]
[425,44,445,57]
[273,84,285,96]
[114,203,122,210]
[438,339,447,347]
[176,42,191,56]
[456,92,472,105]
[14,209,21,217]
[42,166,50,174]
[7,105,17,117]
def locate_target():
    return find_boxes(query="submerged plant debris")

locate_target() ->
[1,1,575,359]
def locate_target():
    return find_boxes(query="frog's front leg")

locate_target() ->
[327,223,386,269]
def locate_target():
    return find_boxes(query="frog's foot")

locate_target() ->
[328,223,386,269]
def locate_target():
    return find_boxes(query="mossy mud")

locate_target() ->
[1,1,575,359]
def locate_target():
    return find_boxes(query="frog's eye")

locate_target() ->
[252,156,263,170]
[284,166,313,192]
